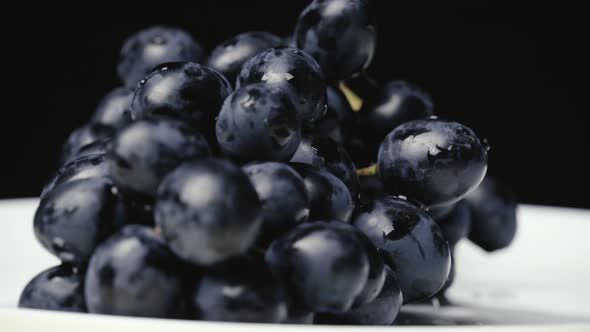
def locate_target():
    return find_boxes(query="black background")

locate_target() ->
[4,1,588,208]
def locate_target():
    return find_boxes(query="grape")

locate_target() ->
[291,163,354,222]
[266,221,369,313]
[378,118,488,207]
[354,196,451,303]
[466,177,517,251]
[315,266,402,325]
[130,62,232,141]
[207,31,283,84]
[290,136,359,198]
[295,0,376,82]
[236,47,326,128]
[85,225,184,317]
[216,83,301,162]
[312,86,354,143]
[190,256,287,323]
[60,123,114,165]
[360,80,433,145]
[242,162,309,245]
[18,264,86,312]
[108,118,210,197]
[35,178,126,265]
[91,87,134,129]
[42,154,111,198]
[117,26,204,87]
[155,159,262,265]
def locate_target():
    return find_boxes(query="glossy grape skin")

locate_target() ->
[295,0,376,82]
[315,266,402,325]
[312,86,354,144]
[465,177,518,252]
[34,178,127,266]
[108,118,211,197]
[42,154,112,198]
[434,201,471,246]
[242,162,309,245]
[62,139,112,165]
[216,83,302,162]
[190,257,287,323]
[61,123,115,165]
[117,26,204,87]
[290,136,359,198]
[155,159,262,265]
[44,151,156,228]
[85,225,183,318]
[291,163,354,223]
[353,197,451,303]
[130,62,232,140]
[429,247,456,302]
[236,47,326,128]
[91,87,134,129]
[360,80,433,142]
[378,118,488,208]
[207,31,283,85]
[265,221,369,313]
[18,264,86,312]
[328,222,385,307]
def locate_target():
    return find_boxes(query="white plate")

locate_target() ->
[1,198,589,331]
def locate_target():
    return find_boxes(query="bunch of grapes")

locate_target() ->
[19,0,517,326]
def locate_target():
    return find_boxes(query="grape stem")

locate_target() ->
[339,82,363,112]
[357,163,378,176]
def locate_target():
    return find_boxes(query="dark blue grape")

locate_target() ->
[216,83,302,162]
[328,222,385,307]
[315,266,402,325]
[434,201,471,246]
[117,26,204,87]
[91,87,134,129]
[361,80,433,143]
[311,86,354,144]
[236,47,326,128]
[290,136,359,198]
[190,256,287,323]
[61,123,115,165]
[291,163,354,222]
[62,139,112,165]
[378,118,488,208]
[242,162,309,246]
[155,159,262,265]
[34,178,126,266]
[130,62,232,140]
[466,177,517,252]
[353,196,451,303]
[265,221,369,313]
[42,154,112,198]
[108,118,210,197]
[85,225,184,317]
[295,0,376,82]
[427,247,456,303]
[18,264,86,312]
[207,31,283,85]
